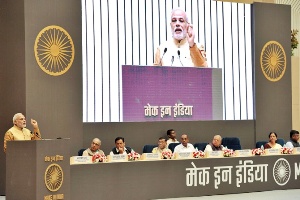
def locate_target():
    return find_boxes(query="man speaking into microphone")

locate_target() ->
[4,113,42,153]
[153,8,207,67]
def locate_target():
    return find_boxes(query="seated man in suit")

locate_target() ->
[173,134,195,153]
[110,136,135,155]
[204,135,224,152]
[285,130,300,148]
[82,138,105,156]
[152,137,172,154]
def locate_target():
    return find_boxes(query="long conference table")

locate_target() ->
[70,154,300,200]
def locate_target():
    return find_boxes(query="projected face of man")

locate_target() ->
[170,9,188,41]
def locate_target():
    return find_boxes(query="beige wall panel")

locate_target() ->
[292,56,300,130]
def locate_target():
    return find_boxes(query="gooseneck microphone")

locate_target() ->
[159,48,168,66]
[170,56,174,66]
[31,131,42,139]
[177,50,184,67]
[163,47,167,55]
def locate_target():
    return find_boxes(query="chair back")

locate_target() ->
[276,138,285,146]
[194,143,208,151]
[256,141,267,149]
[78,148,86,156]
[221,137,242,150]
[168,143,180,153]
[142,144,157,153]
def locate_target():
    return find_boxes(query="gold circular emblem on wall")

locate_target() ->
[44,163,64,192]
[34,25,75,76]
[260,41,286,82]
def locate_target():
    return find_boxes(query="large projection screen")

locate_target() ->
[82,0,253,122]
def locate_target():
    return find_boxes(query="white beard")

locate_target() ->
[172,28,187,40]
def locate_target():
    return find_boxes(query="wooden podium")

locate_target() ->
[6,139,70,200]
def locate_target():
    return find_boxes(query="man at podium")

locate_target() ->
[3,113,41,153]
[153,8,207,67]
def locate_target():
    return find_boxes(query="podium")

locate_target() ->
[6,139,70,200]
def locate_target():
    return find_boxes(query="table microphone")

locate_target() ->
[170,56,174,66]
[159,48,167,66]
[31,131,42,139]
[177,50,184,67]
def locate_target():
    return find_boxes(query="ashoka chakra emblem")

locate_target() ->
[260,41,286,82]
[44,163,64,192]
[273,158,290,186]
[34,25,75,76]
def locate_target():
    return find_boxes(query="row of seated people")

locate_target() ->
[255,130,300,149]
[144,135,241,153]
[79,129,300,157]
[78,135,220,156]
[78,133,231,156]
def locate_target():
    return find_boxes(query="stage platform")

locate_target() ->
[71,154,300,200]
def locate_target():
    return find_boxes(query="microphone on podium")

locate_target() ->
[159,48,167,66]
[170,56,174,66]
[177,50,184,67]
[31,131,41,139]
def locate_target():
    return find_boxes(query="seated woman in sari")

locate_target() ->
[264,132,282,149]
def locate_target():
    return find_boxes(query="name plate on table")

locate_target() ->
[107,154,128,162]
[174,152,193,159]
[235,149,253,157]
[293,147,300,154]
[205,151,223,158]
[70,156,92,165]
[264,148,281,155]
[141,153,161,160]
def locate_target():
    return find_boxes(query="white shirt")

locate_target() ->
[157,39,205,67]
[204,144,224,152]
[109,147,134,155]
[173,143,195,154]
[167,139,179,148]
[285,141,299,148]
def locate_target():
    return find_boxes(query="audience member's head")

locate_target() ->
[268,132,278,143]
[157,137,167,150]
[115,136,125,150]
[290,130,299,142]
[167,129,176,140]
[180,134,189,147]
[212,135,222,148]
[90,138,101,152]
